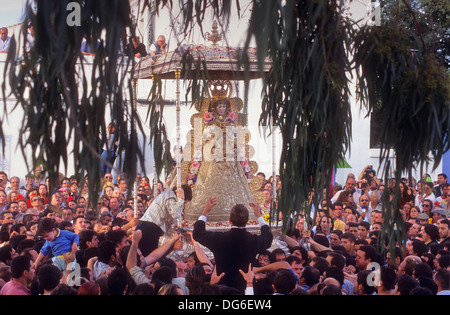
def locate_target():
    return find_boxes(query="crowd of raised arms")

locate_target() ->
[0,165,449,296]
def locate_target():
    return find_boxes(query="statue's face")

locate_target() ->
[215,103,227,116]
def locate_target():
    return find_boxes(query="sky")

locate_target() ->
[0,0,27,27]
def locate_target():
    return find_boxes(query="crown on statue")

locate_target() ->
[208,80,232,98]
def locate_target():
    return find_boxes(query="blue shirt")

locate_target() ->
[40,229,79,257]
[81,40,100,54]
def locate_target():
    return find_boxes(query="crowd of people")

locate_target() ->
[0,164,449,296]
[0,23,167,60]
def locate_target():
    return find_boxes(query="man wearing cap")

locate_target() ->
[417,213,430,226]
[431,207,447,224]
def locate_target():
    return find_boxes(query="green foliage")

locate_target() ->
[381,0,449,68]
[240,0,354,230]
[354,22,449,256]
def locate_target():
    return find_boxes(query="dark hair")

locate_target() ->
[411,239,428,257]
[358,221,370,230]
[10,256,32,279]
[311,256,330,275]
[256,250,274,265]
[79,229,98,250]
[414,263,433,279]
[97,240,117,264]
[435,269,450,290]
[106,229,127,247]
[229,204,249,227]
[156,257,177,279]
[271,248,286,259]
[440,219,450,229]
[326,252,346,270]
[285,255,302,266]
[330,229,343,238]
[357,270,377,295]
[314,234,330,248]
[301,266,321,287]
[38,264,62,292]
[107,268,132,295]
[273,269,297,294]
[324,267,345,286]
[423,224,440,241]
[358,245,377,262]
[418,276,438,295]
[396,274,419,295]
[58,220,73,231]
[38,218,56,235]
[322,284,342,295]
[50,284,78,295]
[409,286,433,295]
[380,266,397,290]
[132,283,155,295]
[185,265,209,295]
[0,245,14,264]
[437,255,450,269]
[341,232,356,243]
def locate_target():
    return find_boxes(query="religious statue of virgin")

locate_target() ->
[171,80,264,227]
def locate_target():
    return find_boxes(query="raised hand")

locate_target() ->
[202,195,218,216]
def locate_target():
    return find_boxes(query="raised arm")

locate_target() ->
[126,230,142,270]
[186,231,212,267]
[253,261,292,274]
[142,232,183,266]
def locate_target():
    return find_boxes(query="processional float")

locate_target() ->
[132,24,278,245]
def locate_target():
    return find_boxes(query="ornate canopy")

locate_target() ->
[132,43,271,81]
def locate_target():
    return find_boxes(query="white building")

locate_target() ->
[0,0,447,187]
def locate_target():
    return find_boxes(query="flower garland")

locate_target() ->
[204,111,237,123]
[240,158,252,182]
[187,161,201,187]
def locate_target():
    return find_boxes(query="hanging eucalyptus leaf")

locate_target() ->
[2,0,147,209]
[354,21,449,257]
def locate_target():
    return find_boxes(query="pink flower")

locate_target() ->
[204,112,213,122]
[227,111,236,122]
[191,161,200,169]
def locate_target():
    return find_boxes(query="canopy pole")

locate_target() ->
[132,78,139,219]
[175,67,182,191]
[175,67,183,232]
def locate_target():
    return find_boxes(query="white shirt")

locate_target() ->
[0,36,11,52]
